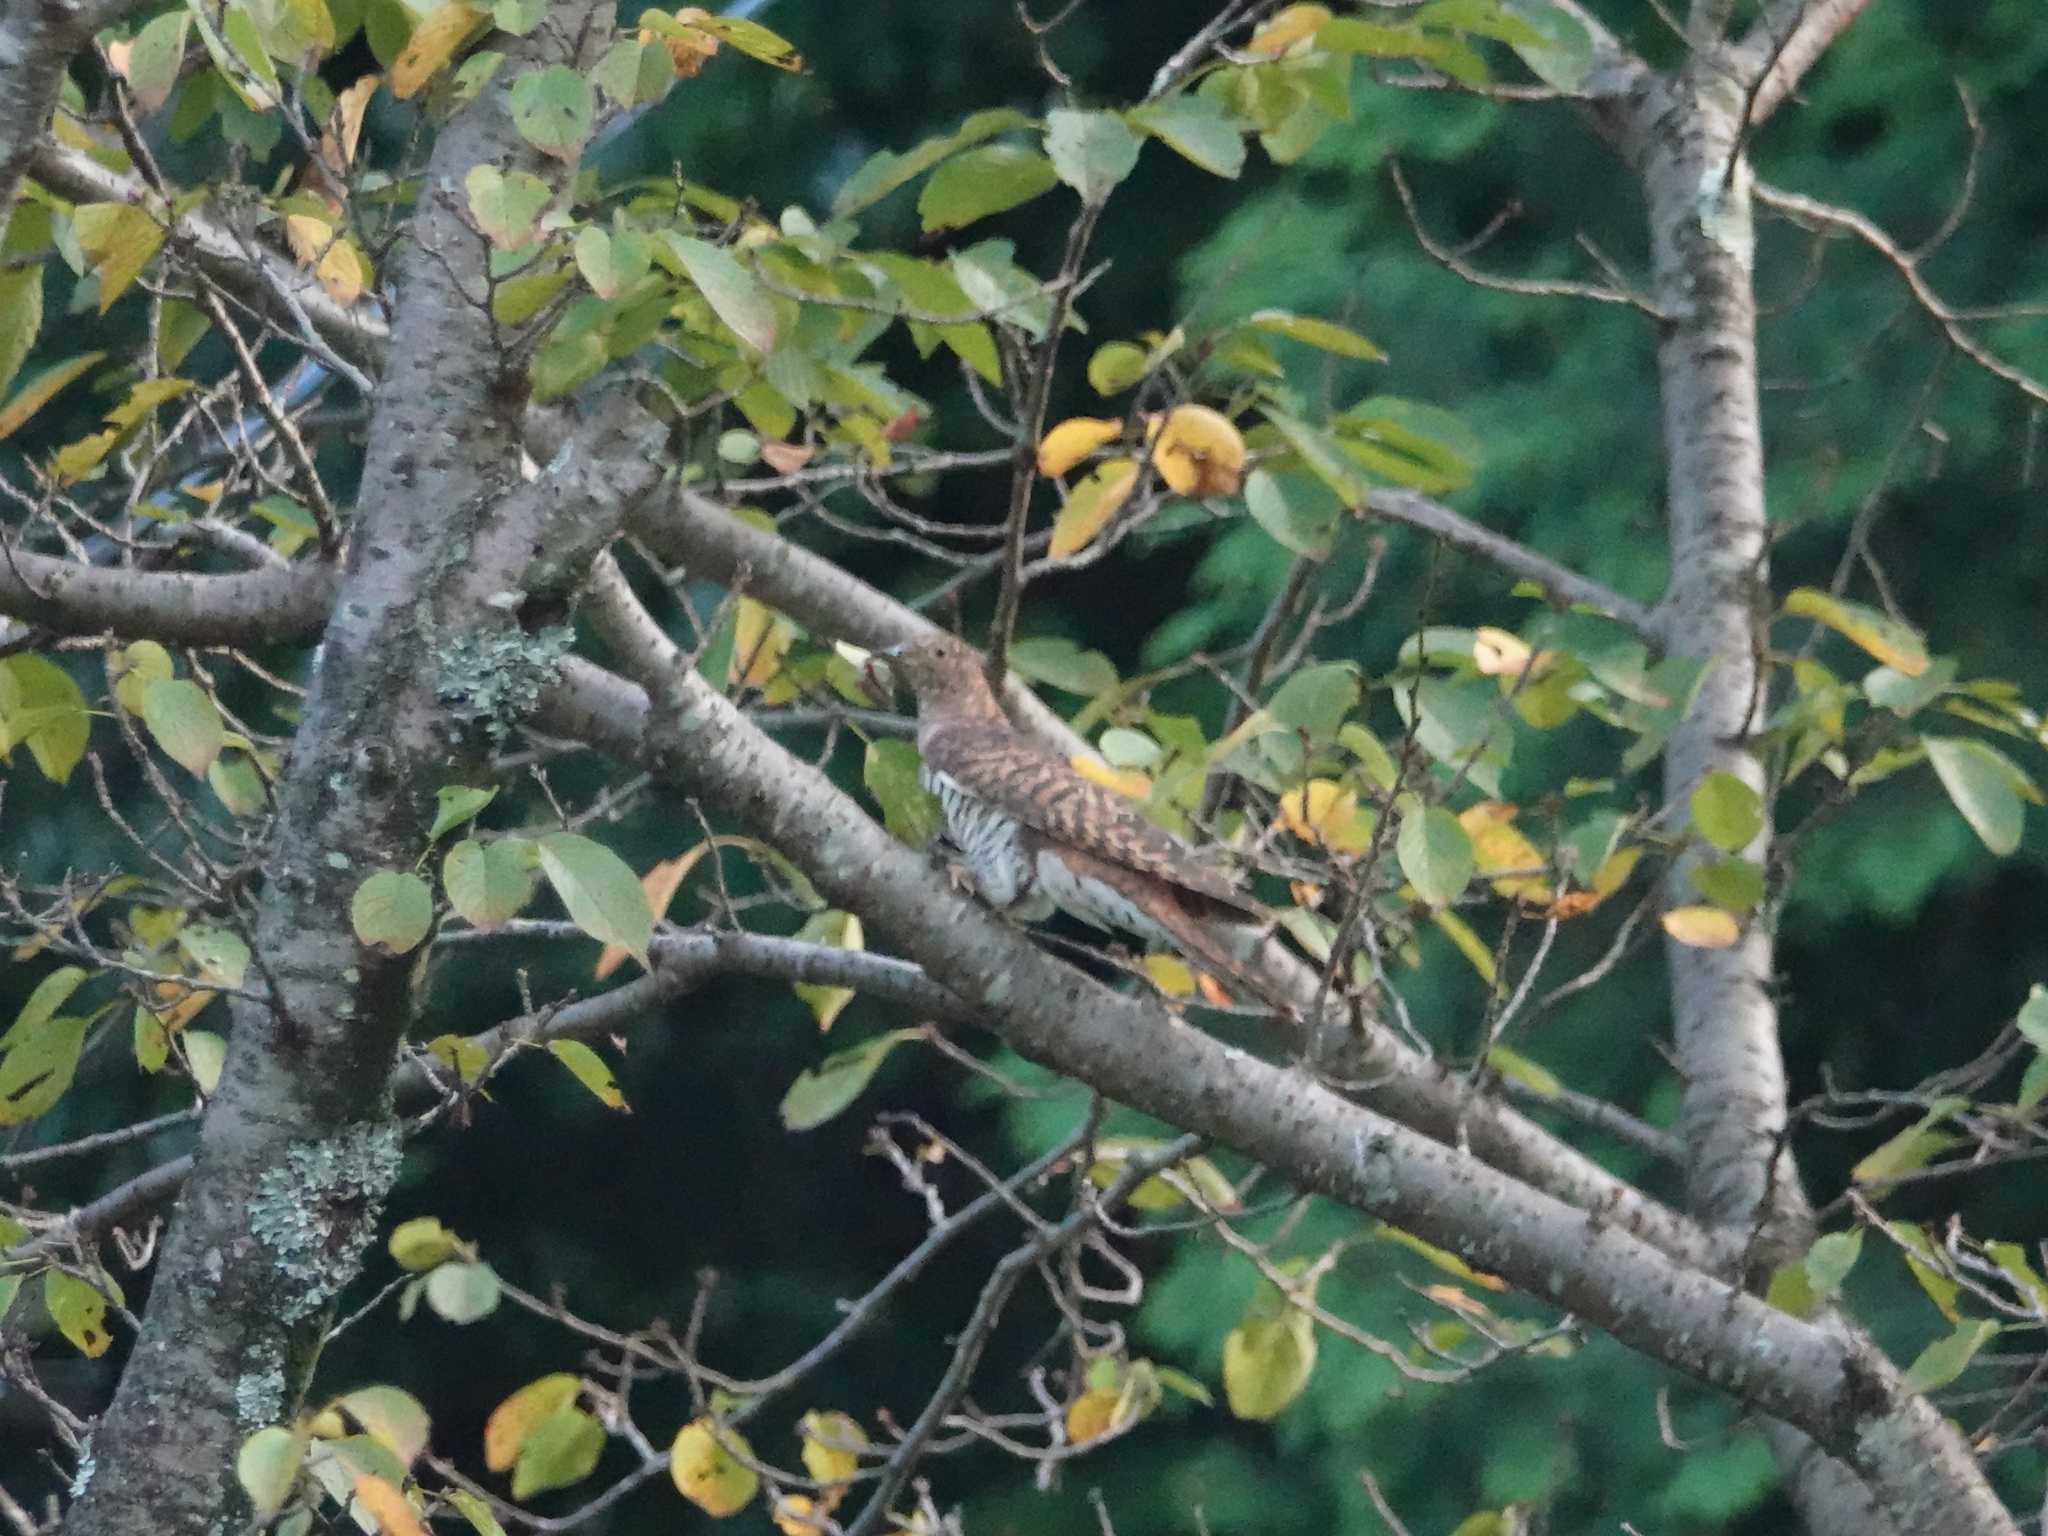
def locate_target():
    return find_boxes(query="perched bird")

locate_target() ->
[876,633,1280,1008]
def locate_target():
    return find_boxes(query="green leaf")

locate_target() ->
[72,203,166,312]
[1865,657,1957,717]
[511,1406,605,1501]
[831,108,1035,217]
[574,224,651,300]
[237,1427,308,1515]
[0,1014,88,1124]
[779,1029,919,1131]
[464,165,553,250]
[0,654,89,783]
[1044,108,1142,203]
[43,1269,112,1355]
[1805,1228,1863,1298]
[447,1489,508,1536]
[351,870,434,955]
[1008,636,1118,697]
[548,1038,628,1110]
[508,65,593,160]
[917,144,1058,233]
[2017,984,2048,1052]
[1398,804,1474,907]
[1248,309,1385,361]
[429,785,498,844]
[389,1215,463,1271]
[1853,1098,1965,1186]
[0,267,42,401]
[180,925,251,986]
[1690,857,1765,914]
[1266,662,1361,742]
[124,9,193,113]
[1499,0,1593,90]
[1924,736,2029,855]
[1127,95,1245,178]
[208,752,267,817]
[592,36,674,108]
[538,833,652,963]
[0,351,105,440]
[666,235,779,353]
[1901,1318,2000,1395]
[425,1260,501,1323]
[1690,770,1763,852]
[1087,341,1148,396]
[1260,406,1366,507]
[140,677,224,776]
[490,0,544,31]
[1888,1220,1961,1322]
[1244,467,1337,559]
[1486,1044,1561,1097]
[864,738,942,847]
[5,966,87,1049]
[1222,1274,1317,1421]
[443,837,538,929]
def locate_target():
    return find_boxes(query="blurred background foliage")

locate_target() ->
[5,1,2048,1531]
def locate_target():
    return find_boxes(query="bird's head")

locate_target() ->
[868,633,1003,718]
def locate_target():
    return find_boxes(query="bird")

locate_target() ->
[875,633,1284,1010]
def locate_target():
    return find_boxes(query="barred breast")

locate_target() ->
[922,766,1055,920]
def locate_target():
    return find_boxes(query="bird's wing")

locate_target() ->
[920,721,1260,918]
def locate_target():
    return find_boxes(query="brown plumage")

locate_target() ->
[880,633,1277,1005]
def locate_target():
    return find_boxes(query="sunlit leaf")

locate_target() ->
[667,235,779,352]
[1049,458,1140,558]
[484,1375,581,1471]
[917,144,1058,233]
[237,1427,308,1515]
[443,837,539,929]
[1037,416,1123,477]
[1127,95,1245,178]
[508,65,594,160]
[779,1029,919,1131]
[1044,108,1141,203]
[1690,770,1763,853]
[791,909,864,1032]
[1148,403,1245,497]
[389,0,484,97]
[1901,1318,1999,1395]
[1924,735,2030,856]
[1397,804,1473,907]
[44,1269,113,1356]
[1661,905,1740,949]
[1782,587,1928,676]
[0,1014,88,1124]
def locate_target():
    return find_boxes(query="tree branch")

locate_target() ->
[1738,0,1876,125]
[534,653,2015,1536]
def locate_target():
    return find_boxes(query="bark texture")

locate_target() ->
[58,4,631,1528]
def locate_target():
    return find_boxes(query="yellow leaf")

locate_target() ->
[1148,403,1245,497]
[351,1474,427,1536]
[1142,953,1196,998]
[323,74,380,172]
[670,1418,759,1518]
[1661,905,1741,949]
[1278,778,1373,855]
[1070,753,1151,799]
[774,1494,823,1536]
[1782,587,1928,676]
[1049,458,1139,558]
[728,595,792,690]
[1247,2,1331,54]
[594,846,708,979]
[1471,627,1534,678]
[1457,802,1550,903]
[1036,415,1122,477]
[1065,1387,1122,1446]
[797,1410,865,1490]
[284,214,369,305]
[390,1,486,98]
[483,1374,581,1472]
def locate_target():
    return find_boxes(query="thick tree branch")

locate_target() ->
[532,653,2016,1536]
[61,4,621,1528]
[0,544,337,644]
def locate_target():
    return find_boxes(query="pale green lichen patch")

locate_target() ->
[247,1122,404,1321]
[435,624,574,742]
[236,1339,287,1425]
